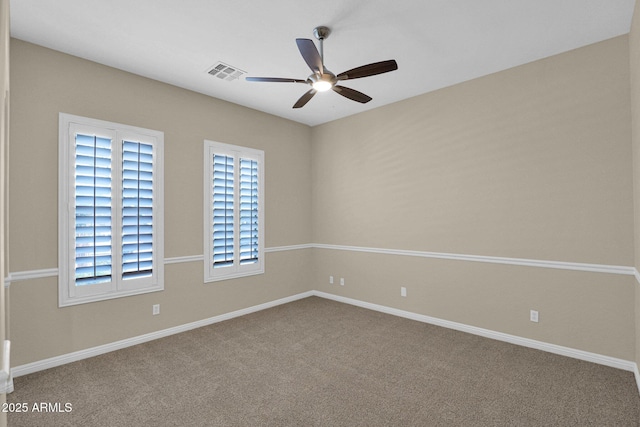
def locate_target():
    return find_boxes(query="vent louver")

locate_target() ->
[207,62,246,81]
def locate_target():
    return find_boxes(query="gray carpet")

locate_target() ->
[7,296,640,426]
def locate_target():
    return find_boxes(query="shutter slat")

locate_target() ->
[211,154,234,269]
[121,140,154,280]
[74,134,113,286]
[239,158,259,264]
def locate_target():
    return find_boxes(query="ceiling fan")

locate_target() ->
[246,26,398,109]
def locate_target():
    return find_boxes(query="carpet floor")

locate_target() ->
[7,296,640,426]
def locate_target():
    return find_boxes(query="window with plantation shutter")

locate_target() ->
[59,113,164,307]
[204,140,264,282]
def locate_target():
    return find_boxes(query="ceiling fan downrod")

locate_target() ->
[313,26,330,66]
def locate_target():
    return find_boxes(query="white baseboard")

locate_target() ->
[10,289,638,396]
[11,291,314,378]
[0,340,13,393]
[312,291,637,373]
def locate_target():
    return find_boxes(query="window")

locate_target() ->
[204,140,264,282]
[59,113,164,307]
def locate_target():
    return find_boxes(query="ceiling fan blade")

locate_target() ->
[296,38,323,74]
[246,77,307,83]
[336,60,398,81]
[332,85,372,103]
[293,89,317,109]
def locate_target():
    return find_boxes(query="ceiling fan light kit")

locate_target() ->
[309,73,335,92]
[246,26,398,108]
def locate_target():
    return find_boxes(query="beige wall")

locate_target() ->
[630,0,640,371]
[311,35,635,359]
[9,40,313,365]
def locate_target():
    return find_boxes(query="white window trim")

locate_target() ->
[58,113,164,307]
[203,140,264,282]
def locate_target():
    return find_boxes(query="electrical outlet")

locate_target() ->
[340,278,345,286]
[530,310,538,323]
[153,304,160,316]
[329,276,334,284]
[401,287,407,297]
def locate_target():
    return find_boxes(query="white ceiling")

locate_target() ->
[9,0,637,126]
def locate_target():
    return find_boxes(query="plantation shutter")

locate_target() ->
[121,140,154,280]
[74,133,113,286]
[212,154,235,268]
[60,114,164,307]
[204,140,263,282]
[239,158,259,265]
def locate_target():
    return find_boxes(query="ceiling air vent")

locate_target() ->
[207,62,246,82]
